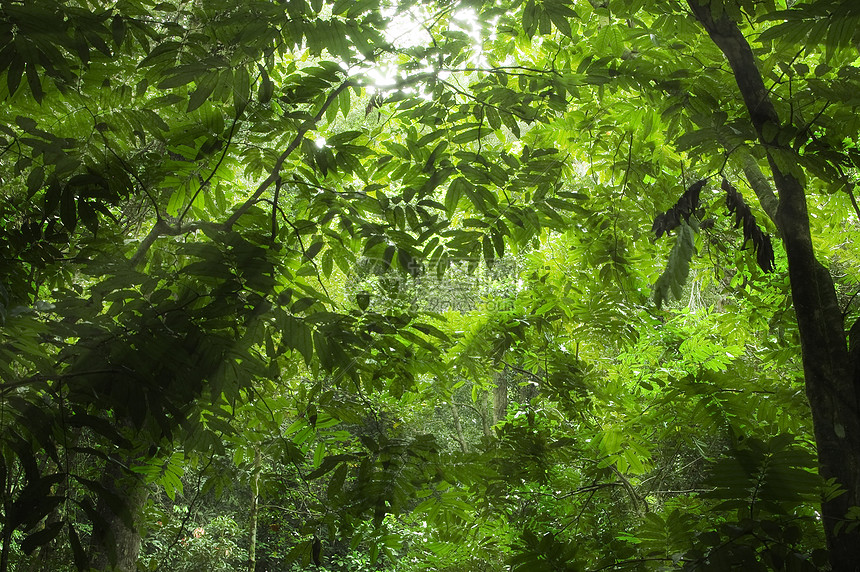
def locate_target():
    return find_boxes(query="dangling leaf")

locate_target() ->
[723,179,775,273]
[652,179,706,238]
[653,219,697,309]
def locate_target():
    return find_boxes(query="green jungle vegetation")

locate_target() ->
[1,0,860,570]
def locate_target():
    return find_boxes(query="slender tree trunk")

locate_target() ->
[716,132,779,225]
[518,377,538,405]
[480,391,492,437]
[27,480,66,572]
[1,456,13,572]
[449,401,469,452]
[688,3,860,568]
[0,510,10,572]
[248,447,261,572]
[90,458,148,572]
[492,369,508,426]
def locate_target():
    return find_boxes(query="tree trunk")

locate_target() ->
[492,369,508,426]
[518,370,539,405]
[90,458,148,572]
[449,401,469,453]
[248,447,261,572]
[27,481,65,572]
[480,390,492,437]
[1,477,10,572]
[688,2,860,568]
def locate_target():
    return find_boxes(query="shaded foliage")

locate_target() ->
[723,178,775,273]
[0,0,858,570]
[652,179,706,239]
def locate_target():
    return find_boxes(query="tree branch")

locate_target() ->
[127,79,355,266]
[737,147,779,225]
[224,79,354,229]
[846,182,860,225]
[129,219,215,267]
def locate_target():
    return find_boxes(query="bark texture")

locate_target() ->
[248,447,261,572]
[90,459,148,572]
[480,391,492,437]
[687,2,860,569]
[449,401,469,452]
[492,369,508,426]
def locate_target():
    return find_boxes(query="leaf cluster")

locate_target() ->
[723,179,775,273]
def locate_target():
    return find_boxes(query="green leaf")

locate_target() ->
[166,186,185,217]
[258,66,274,104]
[158,68,200,89]
[313,441,325,468]
[138,41,182,68]
[60,185,77,232]
[546,8,573,38]
[523,0,538,38]
[356,291,370,311]
[187,72,219,112]
[26,166,44,199]
[284,315,314,365]
[68,524,88,570]
[111,15,126,47]
[482,235,494,266]
[445,178,467,215]
[25,62,42,103]
[313,329,331,369]
[328,463,348,500]
[21,521,64,554]
[7,54,24,96]
[234,65,251,114]
[304,241,323,261]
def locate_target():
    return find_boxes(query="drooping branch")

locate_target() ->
[723,178,775,272]
[683,3,813,243]
[129,219,214,267]
[683,2,846,351]
[651,179,705,238]
[684,1,849,349]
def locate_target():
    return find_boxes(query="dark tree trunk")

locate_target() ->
[688,2,860,569]
[90,458,148,572]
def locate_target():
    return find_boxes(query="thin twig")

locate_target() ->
[178,110,244,223]
[270,177,282,241]
[282,216,334,303]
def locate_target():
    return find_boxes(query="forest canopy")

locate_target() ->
[1,0,860,570]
